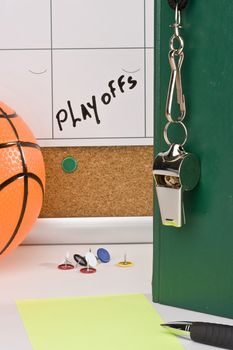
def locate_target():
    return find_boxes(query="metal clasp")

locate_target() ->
[165,4,186,123]
[171,4,182,37]
[165,50,186,122]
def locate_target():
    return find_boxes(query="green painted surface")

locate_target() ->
[153,0,233,318]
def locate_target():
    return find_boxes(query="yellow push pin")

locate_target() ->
[117,254,134,267]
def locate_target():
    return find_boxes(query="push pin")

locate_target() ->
[80,249,97,274]
[73,254,87,267]
[85,249,97,268]
[80,264,97,274]
[96,248,110,263]
[117,254,134,267]
[57,251,74,270]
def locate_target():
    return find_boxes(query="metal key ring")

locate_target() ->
[169,34,184,54]
[163,120,188,146]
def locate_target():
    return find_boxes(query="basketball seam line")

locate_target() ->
[0,169,45,255]
[0,114,17,118]
[0,176,28,256]
[0,173,45,196]
[0,108,44,255]
[0,141,40,150]
[0,107,17,118]
[0,111,28,255]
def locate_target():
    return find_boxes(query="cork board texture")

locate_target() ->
[40,146,153,218]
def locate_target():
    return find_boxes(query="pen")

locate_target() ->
[161,321,233,350]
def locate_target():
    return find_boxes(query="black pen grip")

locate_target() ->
[191,322,233,350]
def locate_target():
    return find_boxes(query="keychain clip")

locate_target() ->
[153,2,200,228]
[166,5,186,123]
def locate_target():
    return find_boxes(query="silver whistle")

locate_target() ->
[153,144,200,228]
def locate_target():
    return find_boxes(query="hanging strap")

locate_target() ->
[167,0,188,11]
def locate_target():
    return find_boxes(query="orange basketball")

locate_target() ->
[0,101,45,258]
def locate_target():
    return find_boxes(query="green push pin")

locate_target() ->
[62,156,78,173]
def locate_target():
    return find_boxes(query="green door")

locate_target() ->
[153,0,233,318]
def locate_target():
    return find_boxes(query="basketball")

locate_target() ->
[0,101,45,258]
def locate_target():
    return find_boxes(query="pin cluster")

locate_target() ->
[57,248,134,274]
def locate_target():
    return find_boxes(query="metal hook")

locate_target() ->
[174,4,181,35]
[166,5,185,123]
[165,49,186,122]
[169,4,184,53]
[170,4,182,36]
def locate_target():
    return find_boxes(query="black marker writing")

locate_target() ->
[81,96,100,124]
[118,75,126,93]
[56,74,138,131]
[128,76,137,89]
[67,100,81,127]
[108,80,116,98]
[56,109,68,131]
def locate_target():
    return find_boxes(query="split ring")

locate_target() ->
[163,121,188,146]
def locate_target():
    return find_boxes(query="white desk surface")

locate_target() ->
[0,243,232,350]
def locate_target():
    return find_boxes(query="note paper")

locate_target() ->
[16,294,184,350]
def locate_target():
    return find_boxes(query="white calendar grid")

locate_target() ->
[0,0,154,146]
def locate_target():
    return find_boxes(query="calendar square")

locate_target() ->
[145,0,154,47]
[0,0,50,49]
[52,0,144,48]
[146,49,154,137]
[0,50,52,138]
[53,49,145,139]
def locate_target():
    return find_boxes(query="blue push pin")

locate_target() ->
[97,248,110,263]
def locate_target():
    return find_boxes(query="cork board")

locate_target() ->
[40,146,153,218]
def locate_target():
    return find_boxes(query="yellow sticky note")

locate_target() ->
[16,294,184,350]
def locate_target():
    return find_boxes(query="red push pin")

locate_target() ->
[80,250,97,274]
[57,252,74,270]
[80,265,96,274]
